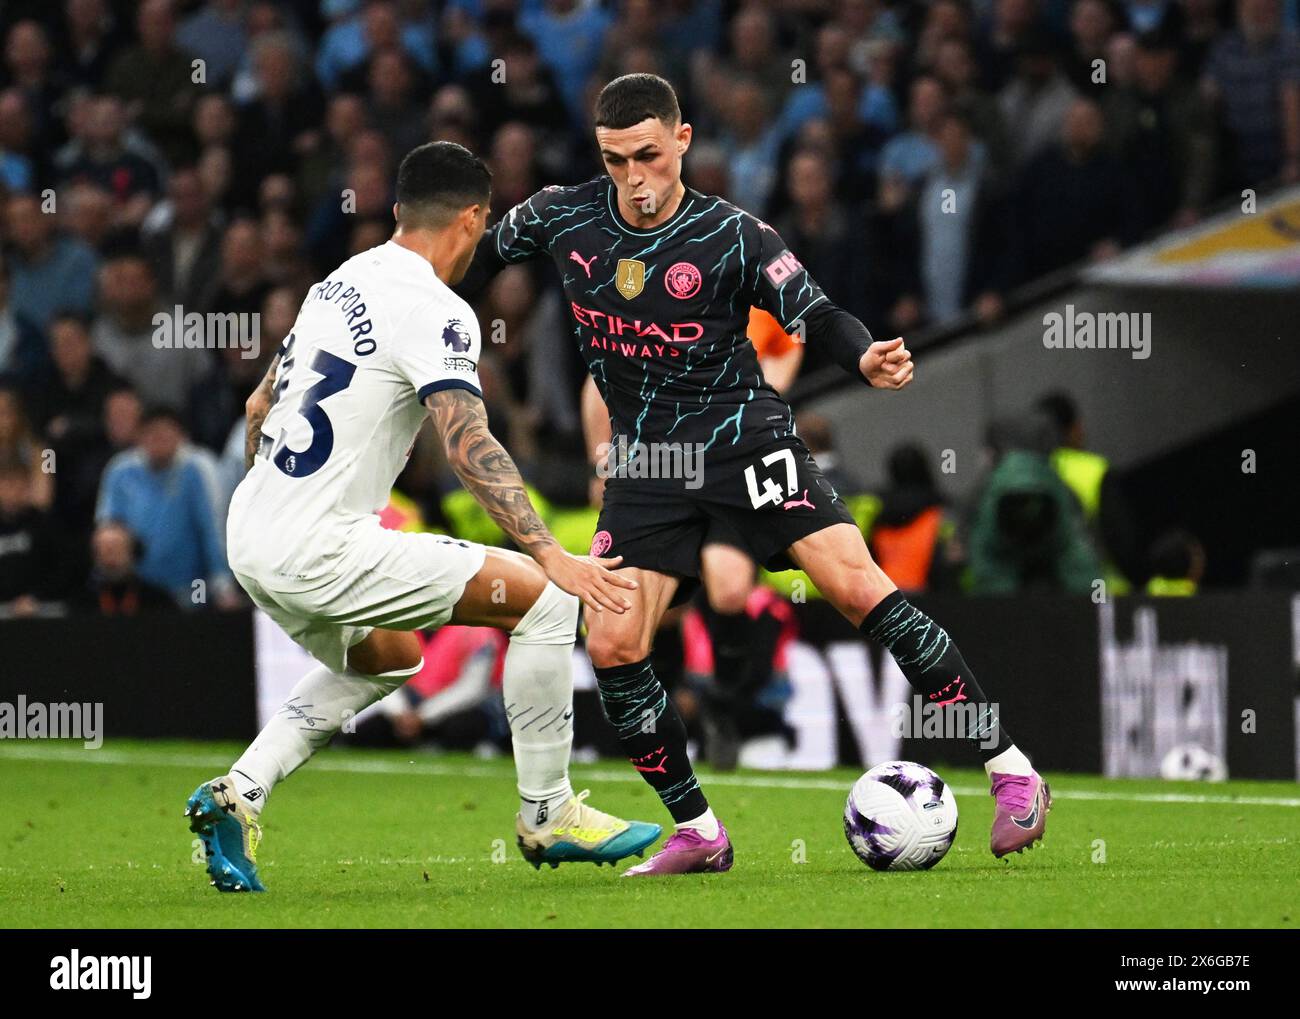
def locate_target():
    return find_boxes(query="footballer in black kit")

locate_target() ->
[459,172,867,586]
[456,73,1049,875]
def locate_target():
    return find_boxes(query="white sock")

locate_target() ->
[677,807,719,841]
[507,583,578,831]
[520,790,574,831]
[229,768,268,815]
[984,745,1034,778]
[230,660,417,813]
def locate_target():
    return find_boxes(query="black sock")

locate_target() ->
[745,609,783,695]
[593,657,709,823]
[701,604,756,702]
[860,590,1013,761]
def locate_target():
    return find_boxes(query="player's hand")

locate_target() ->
[538,547,638,614]
[860,337,914,390]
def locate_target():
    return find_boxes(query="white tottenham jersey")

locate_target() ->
[232,241,481,557]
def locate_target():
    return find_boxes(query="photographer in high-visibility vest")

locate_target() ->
[1145,529,1205,596]
[1036,391,1140,593]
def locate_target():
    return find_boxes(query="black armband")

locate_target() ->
[802,299,874,381]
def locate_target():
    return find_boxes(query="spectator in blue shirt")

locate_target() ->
[95,406,237,608]
[315,0,436,92]
[0,254,49,386]
[719,75,784,216]
[777,23,900,143]
[3,193,99,330]
[0,90,35,192]
[878,76,949,200]
[1203,0,1300,187]
[176,0,249,88]
[519,0,612,123]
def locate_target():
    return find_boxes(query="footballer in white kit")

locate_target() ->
[185,142,660,892]
[226,237,491,670]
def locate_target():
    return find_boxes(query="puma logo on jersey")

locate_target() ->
[569,250,597,277]
[782,489,815,510]
[929,677,968,706]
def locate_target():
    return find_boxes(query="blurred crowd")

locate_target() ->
[1,0,1286,619]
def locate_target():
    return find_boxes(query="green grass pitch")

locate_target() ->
[1,740,1296,928]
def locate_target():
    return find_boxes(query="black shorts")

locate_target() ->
[590,438,855,600]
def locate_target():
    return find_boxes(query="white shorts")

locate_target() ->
[232,518,487,674]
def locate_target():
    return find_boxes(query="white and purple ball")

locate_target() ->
[843,761,958,871]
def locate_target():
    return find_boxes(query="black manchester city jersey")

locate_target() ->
[486,176,829,459]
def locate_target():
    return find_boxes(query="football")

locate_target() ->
[843,761,959,871]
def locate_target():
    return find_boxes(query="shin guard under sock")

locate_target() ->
[861,591,1014,761]
[593,657,708,823]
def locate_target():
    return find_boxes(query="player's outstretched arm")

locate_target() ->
[799,299,914,390]
[858,336,914,390]
[244,354,280,471]
[749,216,911,391]
[425,388,637,613]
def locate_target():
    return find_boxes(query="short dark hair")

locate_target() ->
[1149,529,1199,579]
[50,310,93,334]
[594,73,681,129]
[887,442,935,490]
[938,109,973,133]
[102,242,152,268]
[140,405,184,430]
[95,518,144,559]
[395,141,491,230]
[1036,390,1079,433]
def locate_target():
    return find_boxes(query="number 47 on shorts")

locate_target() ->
[744,448,798,509]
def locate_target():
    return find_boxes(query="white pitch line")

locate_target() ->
[1,743,1298,808]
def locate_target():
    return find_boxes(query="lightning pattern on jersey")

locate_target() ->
[488,177,828,465]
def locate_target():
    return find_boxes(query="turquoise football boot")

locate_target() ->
[186,775,266,892]
[516,790,661,869]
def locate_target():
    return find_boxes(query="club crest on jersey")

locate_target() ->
[442,319,472,352]
[664,261,702,299]
[616,258,645,300]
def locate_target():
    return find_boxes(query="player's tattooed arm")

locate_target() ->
[425,388,639,613]
[425,388,557,557]
[244,354,280,471]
